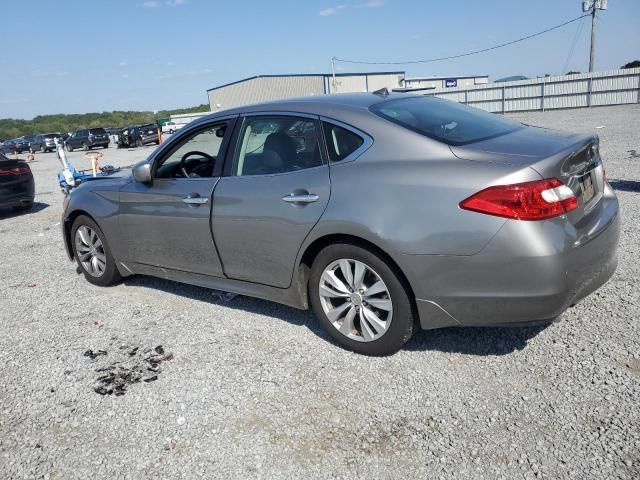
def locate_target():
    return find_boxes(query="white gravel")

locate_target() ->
[1,106,638,479]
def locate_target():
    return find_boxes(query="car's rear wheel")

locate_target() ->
[309,243,415,356]
[136,139,143,148]
[40,144,45,153]
[66,144,73,152]
[82,142,89,151]
[29,147,35,154]
[71,215,122,287]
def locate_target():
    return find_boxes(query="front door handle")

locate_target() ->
[282,193,319,204]
[183,194,208,205]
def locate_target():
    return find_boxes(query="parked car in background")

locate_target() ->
[0,151,34,211]
[0,140,18,155]
[116,125,139,148]
[30,133,64,153]
[12,137,31,154]
[117,124,159,148]
[61,93,620,355]
[161,121,183,134]
[64,128,109,152]
[136,124,159,146]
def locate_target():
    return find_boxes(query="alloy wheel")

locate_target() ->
[318,259,393,342]
[74,226,107,277]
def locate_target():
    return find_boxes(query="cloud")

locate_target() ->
[143,1,160,7]
[166,0,187,5]
[320,5,347,16]
[357,0,384,7]
[122,74,130,79]
[320,1,383,16]
[118,61,128,67]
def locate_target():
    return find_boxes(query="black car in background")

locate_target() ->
[0,140,18,154]
[117,124,159,148]
[65,128,109,152]
[13,136,32,154]
[0,152,34,211]
[30,133,64,153]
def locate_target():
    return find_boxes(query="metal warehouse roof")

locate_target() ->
[207,72,406,92]
[404,74,488,81]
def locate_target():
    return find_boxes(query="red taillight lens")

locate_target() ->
[460,178,578,221]
[0,166,30,176]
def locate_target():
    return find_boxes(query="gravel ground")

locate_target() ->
[1,105,638,479]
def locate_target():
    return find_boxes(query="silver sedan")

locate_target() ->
[61,93,620,355]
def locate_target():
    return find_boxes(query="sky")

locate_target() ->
[0,0,638,119]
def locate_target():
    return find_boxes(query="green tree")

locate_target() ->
[0,104,210,140]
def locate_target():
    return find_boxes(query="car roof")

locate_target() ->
[203,92,422,120]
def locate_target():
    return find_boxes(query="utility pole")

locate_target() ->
[588,1,597,72]
[583,0,608,72]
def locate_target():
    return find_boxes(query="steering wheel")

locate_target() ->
[179,151,214,178]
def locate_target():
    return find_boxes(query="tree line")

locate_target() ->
[0,104,210,140]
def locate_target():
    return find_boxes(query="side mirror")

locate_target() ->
[132,162,152,183]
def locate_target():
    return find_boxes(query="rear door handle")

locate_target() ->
[183,194,208,205]
[282,193,319,204]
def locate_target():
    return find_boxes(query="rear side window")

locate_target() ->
[89,128,106,135]
[234,116,322,176]
[370,96,524,146]
[322,123,364,162]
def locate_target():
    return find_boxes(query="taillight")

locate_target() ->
[460,178,578,221]
[0,166,30,176]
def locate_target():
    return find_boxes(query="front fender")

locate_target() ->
[62,181,123,260]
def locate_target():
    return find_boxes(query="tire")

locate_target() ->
[136,139,143,148]
[40,144,45,153]
[29,148,35,154]
[82,142,88,151]
[71,215,122,287]
[309,243,415,356]
[66,144,73,152]
[169,129,174,134]
[103,144,109,149]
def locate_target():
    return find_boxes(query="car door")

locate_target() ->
[212,114,330,288]
[117,118,236,276]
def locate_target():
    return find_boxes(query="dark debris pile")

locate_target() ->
[83,345,173,396]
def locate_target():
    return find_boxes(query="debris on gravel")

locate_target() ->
[85,342,174,396]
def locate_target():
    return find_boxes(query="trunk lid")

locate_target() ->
[451,125,606,223]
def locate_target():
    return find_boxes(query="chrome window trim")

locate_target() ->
[319,116,373,164]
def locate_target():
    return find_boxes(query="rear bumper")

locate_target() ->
[399,187,620,330]
[0,177,35,208]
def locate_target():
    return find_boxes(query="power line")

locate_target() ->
[563,15,586,73]
[334,14,590,66]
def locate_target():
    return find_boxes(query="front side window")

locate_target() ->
[234,116,322,176]
[154,123,228,179]
[370,96,524,146]
[322,122,365,162]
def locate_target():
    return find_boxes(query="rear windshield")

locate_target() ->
[370,96,524,146]
[89,128,106,135]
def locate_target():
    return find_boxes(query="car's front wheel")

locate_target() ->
[71,215,122,287]
[66,144,73,152]
[309,243,415,356]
